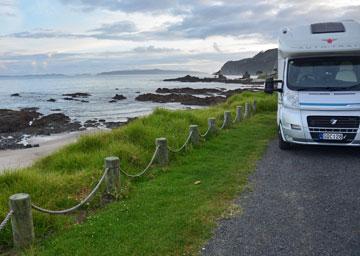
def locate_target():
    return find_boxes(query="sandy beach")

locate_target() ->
[0,129,106,174]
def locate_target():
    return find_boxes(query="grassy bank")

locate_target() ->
[0,92,277,255]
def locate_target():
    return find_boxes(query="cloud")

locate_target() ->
[0,0,17,18]
[0,62,7,70]
[212,42,221,53]
[132,45,179,53]
[56,0,359,41]
[0,11,16,16]
[164,1,360,39]
[89,21,137,34]
[1,0,359,75]
[59,0,180,13]
[0,47,242,74]
[1,29,88,39]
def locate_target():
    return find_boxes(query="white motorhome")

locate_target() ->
[265,20,360,149]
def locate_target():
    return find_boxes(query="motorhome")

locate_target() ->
[265,20,360,149]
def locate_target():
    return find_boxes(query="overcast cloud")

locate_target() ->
[0,0,359,75]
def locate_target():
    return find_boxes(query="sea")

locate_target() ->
[0,74,255,123]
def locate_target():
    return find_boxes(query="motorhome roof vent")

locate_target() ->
[311,22,345,34]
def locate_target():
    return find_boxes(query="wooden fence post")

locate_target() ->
[208,118,217,134]
[9,193,35,249]
[252,100,257,113]
[104,157,120,199]
[189,125,200,145]
[223,111,232,128]
[156,138,168,166]
[244,102,251,118]
[235,106,242,123]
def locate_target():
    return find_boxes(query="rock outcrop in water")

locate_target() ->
[62,92,91,98]
[109,94,127,103]
[163,75,263,85]
[136,86,263,106]
[156,87,224,95]
[136,93,226,106]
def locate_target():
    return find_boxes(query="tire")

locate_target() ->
[278,127,292,150]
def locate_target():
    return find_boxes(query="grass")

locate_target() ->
[0,92,277,255]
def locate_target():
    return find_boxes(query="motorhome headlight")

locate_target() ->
[283,91,299,108]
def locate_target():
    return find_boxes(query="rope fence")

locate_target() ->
[1,100,257,250]
[0,210,13,231]
[168,131,193,153]
[31,168,110,215]
[200,126,211,137]
[119,146,160,178]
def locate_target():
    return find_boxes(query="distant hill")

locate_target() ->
[97,69,205,76]
[219,49,278,76]
[0,74,67,79]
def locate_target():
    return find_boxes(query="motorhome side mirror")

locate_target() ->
[264,78,283,94]
[264,78,275,94]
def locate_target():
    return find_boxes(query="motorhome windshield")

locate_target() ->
[287,56,360,91]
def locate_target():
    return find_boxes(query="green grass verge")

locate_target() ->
[0,92,277,255]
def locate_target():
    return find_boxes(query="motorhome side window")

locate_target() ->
[287,56,360,91]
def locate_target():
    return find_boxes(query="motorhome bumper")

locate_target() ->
[280,125,360,146]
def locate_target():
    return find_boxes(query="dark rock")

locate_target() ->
[0,109,41,133]
[164,75,263,85]
[31,113,70,127]
[84,120,99,128]
[164,75,201,82]
[156,87,222,95]
[30,113,81,135]
[109,100,117,103]
[47,98,56,102]
[112,94,126,101]
[62,92,91,98]
[63,97,89,103]
[0,109,83,150]
[99,119,105,122]
[50,109,61,111]
[135,93,226,106]
[11,93,20,97]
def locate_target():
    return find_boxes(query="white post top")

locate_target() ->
[9,193,30,201]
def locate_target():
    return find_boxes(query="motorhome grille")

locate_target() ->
[311,22,345,34]
[307,116,360,128]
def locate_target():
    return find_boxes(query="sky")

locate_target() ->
[0,0,359,75]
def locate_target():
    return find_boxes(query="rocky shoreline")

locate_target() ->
[0,108,130,150]
[164,75,264,85]
[2,81,263,150]
[136,87,262,105]
[136,93,226,106]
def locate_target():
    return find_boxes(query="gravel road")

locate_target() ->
[202,141,360,256]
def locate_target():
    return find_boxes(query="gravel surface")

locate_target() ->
[202,141,360,256]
